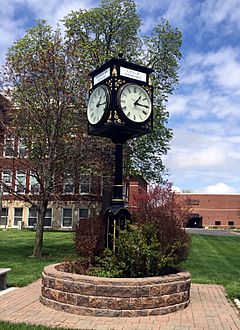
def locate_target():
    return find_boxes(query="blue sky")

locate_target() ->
[1,0,240,193]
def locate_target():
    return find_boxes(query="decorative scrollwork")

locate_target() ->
[115,79,125,90]
[143,85,152,96]
[106,79,112,89]
[107,112,112,123]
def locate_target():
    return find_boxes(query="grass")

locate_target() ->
[0,229,75,287]
[181,234,240,299]
[0,321,68,330]
[0,229,239,300]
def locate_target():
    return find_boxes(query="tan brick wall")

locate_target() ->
[40,264,191,317]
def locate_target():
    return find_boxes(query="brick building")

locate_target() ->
[178,193,240,229]
[0,94,114,230]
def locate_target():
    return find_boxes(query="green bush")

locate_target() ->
[91,222,190,277]
[90,184,191,278]
[74,184,191,278]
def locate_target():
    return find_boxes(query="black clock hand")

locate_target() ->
[134,95,142,105]
[135,102,149,108]
[97,101,106,107]
[96,95,102,107]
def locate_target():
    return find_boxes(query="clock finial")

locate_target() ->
[118,53,125,60]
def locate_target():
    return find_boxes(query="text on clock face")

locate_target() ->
[120,84,151,123]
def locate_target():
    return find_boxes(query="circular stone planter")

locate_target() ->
[40,263,191,317]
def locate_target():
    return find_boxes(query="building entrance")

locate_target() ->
[186,214,203,228]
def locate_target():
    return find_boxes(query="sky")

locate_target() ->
[1,0,240,193]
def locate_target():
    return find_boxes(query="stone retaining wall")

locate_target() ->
[40,263,191,317]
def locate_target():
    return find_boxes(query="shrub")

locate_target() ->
[74,209,105,267]
[133,184,191,265]
[90,184,191,277]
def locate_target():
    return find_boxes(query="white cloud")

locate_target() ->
[199,182,237,194]
[199,0,240,34]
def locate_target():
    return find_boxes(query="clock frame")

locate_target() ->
[117,83,152,124]
[87,57,154,144]
[87,84,110,126]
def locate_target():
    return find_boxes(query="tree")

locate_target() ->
[63,0,182,182]
[0,20,113,257]
[0,0,182,256]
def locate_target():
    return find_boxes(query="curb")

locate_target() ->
[0,287,18,297]
[234,298,240,310]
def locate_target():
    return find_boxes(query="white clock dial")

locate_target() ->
[118,83,152,123]
[87,85,109,125]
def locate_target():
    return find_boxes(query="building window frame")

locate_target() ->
[2,170,13,193]
[61,208,73,228]
[3,134,15,158]
[16,171,26,193]
[63,174,75,194]
[18,139,27,158]
[79,208,89,221]
[29,174,40,194]
[0,207,8,227]
[79,173,91,194]
[28,207,52,228]
[13,207,23,227]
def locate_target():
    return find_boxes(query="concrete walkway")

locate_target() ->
[0,280,239,330]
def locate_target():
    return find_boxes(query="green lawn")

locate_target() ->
[0,229,239,301]
[0,321,68,330]
[181,234,240,299]
[0,229,75,287]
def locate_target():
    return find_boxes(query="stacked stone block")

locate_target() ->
[40,264,191,317]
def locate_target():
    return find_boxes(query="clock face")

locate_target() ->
[118,83,152,123]
[87,85,109,125]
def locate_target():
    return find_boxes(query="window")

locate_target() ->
[79,208,89,220]
[30,175,40,194]
[14,208,23,226]
[18,140,27,158]
[28,207,52,227]
[16,171,26,193]
[2,170,12,193]
[228,221,234,226]
[62,208,72,228]
[45,208,52,227]
[0,208,8,226]
[63,174,75,194]
[4,134,15,157]
[79,173,91,194]
[215,220,221,226]
[28,207,37,227]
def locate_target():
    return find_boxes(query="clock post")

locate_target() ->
[87,55,154,249]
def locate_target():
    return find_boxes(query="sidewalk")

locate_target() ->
[0,280,239,330]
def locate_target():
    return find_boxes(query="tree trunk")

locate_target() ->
[33,200,48,258]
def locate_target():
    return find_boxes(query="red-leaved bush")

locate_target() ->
[132,183,191,265]
[74,210,105,265]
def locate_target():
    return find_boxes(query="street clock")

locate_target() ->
[87,56,154,144]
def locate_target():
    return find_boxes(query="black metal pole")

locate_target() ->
[112,143,124,206]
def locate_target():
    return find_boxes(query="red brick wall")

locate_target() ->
[128,177,147,209]
[178,194,240,228]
